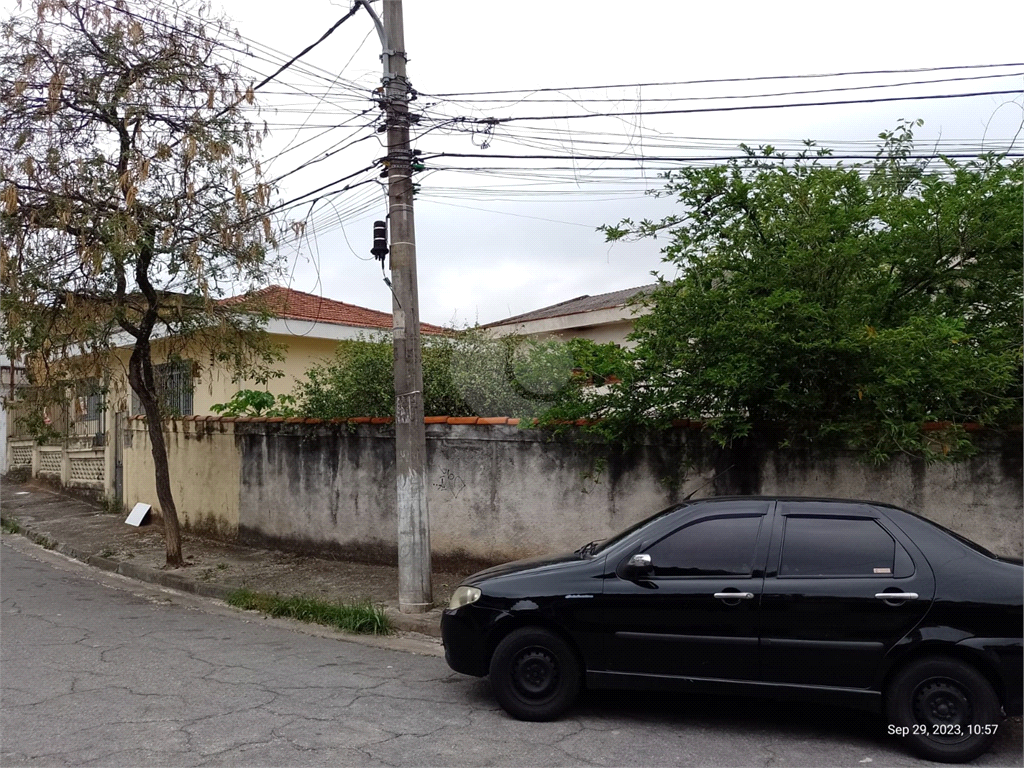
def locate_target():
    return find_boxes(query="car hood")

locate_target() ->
[463,551,582,584]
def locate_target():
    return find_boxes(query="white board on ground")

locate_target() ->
[125,503,151,527]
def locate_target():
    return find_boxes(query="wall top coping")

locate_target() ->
[67,448,105,457]
[122,413,1019,432]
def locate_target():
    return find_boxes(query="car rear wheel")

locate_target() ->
[885,657,1002,763]
[489,627,581,721]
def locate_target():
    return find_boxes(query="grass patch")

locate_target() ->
[1,517,21,535]
[226,589,393,635]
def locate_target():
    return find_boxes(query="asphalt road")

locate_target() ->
[2,536,1021,768]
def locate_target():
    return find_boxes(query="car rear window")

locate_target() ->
[780,516,897,577]
[884,506,1003,560]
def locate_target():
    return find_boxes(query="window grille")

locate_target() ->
[130,360,194,417]
[86,390,103,421]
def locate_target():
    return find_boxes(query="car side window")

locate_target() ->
[780,516,898,577]
[644,515,763,578]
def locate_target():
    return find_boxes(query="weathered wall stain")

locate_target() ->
[125,420,1023,566]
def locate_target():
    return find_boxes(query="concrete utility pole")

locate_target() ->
[360,0,432,613]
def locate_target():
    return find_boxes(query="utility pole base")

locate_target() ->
[398,601,433,614]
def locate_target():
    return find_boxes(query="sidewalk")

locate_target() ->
[0,480,482,638]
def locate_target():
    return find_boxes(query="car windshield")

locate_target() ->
[591,503,687,555]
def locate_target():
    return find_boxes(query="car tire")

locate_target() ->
[885,656,1002,763]
[489,627,582,721]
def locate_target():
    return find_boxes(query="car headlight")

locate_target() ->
[448,586,481,610]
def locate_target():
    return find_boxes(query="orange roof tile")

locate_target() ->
[223,285,446,335]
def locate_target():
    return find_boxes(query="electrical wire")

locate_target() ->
[424,62,1024,97]
[443,90,1024,125]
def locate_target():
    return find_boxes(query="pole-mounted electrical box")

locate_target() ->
[371,220,388,262]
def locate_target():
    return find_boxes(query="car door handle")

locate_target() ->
[875,592,918,600]
[714,592,755,600]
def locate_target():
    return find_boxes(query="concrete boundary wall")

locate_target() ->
[121,417,1023,564]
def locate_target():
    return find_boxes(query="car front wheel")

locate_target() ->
[886,656,1003,763]
[489,627,581,721]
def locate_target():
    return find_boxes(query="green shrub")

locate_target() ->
[291,329,629,422]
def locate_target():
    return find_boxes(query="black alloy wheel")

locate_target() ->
[886,657,1002,763]
[490,627,582,721]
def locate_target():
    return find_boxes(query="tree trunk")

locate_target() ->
[127,341,183,568]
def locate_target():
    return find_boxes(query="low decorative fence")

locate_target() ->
[38,447,63,478]
[67,449,106,490]
[5,438,108,493]
[7,439,33,469]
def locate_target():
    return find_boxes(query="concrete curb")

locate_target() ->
[6,519,442,638]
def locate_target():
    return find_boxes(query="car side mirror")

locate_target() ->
[622,553,653,578]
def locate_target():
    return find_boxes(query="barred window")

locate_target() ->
[76,378,105,426]
[86,389,103,421]
[131,359,194,417]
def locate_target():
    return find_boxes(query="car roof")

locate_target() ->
[686,495,908,512]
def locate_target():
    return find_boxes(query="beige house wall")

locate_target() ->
[105,332,350,418]
[105,343,236,417]
[240,334,341,401]
[123,418,241,537]
[486,306,648,349]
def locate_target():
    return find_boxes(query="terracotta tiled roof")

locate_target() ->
[224,285,446,335]
[483,284,658,327]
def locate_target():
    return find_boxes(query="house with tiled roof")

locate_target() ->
[223,285,447,338]
[64,286,446,437]
[201,284,448,414]
[484,284,656,347]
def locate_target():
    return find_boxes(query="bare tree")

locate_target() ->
[1,0,282,566]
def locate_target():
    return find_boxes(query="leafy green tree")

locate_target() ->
[1,0,282,565]
[596,124,1022,462]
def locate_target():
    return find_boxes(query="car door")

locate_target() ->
[759,501,935,690]
[598,500,774,682]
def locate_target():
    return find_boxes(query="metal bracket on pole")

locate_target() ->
[354,0,393,79]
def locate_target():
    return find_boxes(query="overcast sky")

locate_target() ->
[10,0,1024,325]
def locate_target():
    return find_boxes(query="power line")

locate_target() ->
[246,7,362,100]
[428,71,1024,106]
[420,199,596,228]
[425,151,1024,163]
[424,63,1024,97]
[450,90,1024,125]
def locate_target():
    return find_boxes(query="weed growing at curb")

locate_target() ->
[101,497,125,516]
[99,549,116,558]
[1,517,55,549]
[227,589,393,635]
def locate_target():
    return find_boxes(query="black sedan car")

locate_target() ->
[441,497,1023,763]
